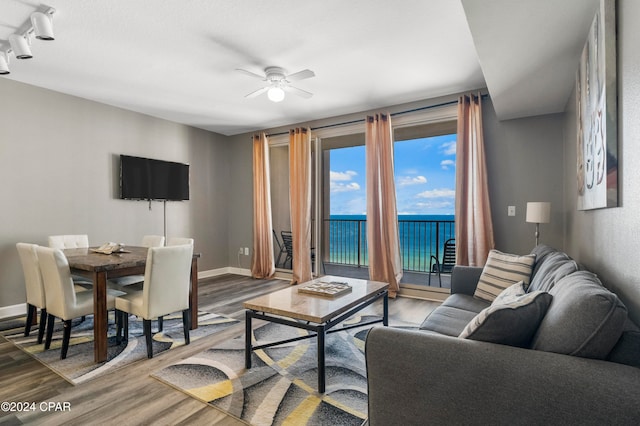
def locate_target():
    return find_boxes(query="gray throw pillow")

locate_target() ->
[531,271,627,359]
[460,282,553,348]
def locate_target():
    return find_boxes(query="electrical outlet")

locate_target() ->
[238,247,243,255]
[244,247,249,256]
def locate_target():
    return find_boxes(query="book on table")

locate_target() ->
[298,280,352,298]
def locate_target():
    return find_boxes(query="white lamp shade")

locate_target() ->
[526,202,551,224]
[9,34,32,59]
[31,12,55,40]
[267,86,285,102]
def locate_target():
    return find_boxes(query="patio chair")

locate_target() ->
[428,238,456,287]
[273,230,287,268]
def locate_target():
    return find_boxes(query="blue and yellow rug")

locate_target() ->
[2,311,238,385]
[152,315,409,426]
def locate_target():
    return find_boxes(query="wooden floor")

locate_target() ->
[0,274,438,425]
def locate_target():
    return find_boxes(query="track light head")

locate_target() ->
[31,11,55,40]
[0,53,9,75]
[9,34,32,59]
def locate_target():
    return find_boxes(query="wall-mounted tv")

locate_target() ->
[120,155,189,201]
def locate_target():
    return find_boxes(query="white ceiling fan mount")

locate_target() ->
[237,66,315,102]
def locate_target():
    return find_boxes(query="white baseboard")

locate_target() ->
[198,267,251,279]
[0,303,26,320]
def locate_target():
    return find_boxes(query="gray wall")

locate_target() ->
[483,99,565,255]
[0,78,230,309]
[564,0,640,324]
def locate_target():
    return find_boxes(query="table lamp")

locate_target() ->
[526,202,551,246]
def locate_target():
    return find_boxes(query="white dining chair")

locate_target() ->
[48,234,93,287]
[115,244,193,358]
[166,237,193,246]
[109,235,166,288]
[48,234,90,249]
[16,243,48,343]
[36,246,121,359]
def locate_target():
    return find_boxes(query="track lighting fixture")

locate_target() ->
[0,52,9,75]
[31,11,55,41]
[0,5,56,75]
[9,34,33,59]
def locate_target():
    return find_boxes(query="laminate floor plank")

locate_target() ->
[0,274,436,425]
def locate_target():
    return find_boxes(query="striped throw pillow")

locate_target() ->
[474,250,536,302]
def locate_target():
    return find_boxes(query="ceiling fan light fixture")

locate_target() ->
[267,86,285,102]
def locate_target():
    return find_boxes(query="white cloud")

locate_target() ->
[397,175,427,186]
[440,159,455,170]
[416,201,455,209]
[331,182,361,193]
[330,170,357,181]
[441,141,456,156]
[416,188,455,199]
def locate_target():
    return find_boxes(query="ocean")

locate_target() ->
[326,215,455,272]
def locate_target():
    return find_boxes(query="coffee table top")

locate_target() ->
[243,275,388,323]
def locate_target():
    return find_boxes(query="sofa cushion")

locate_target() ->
[474,250,536,302]
[527,251,579,293]
[606,319,640,368]
[441,293,491,313]
[531,271,627,359]
[460,282,553,347]
[530,244,559,279]
[419,306,486,337]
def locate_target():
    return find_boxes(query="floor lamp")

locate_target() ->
[526,202,551,246]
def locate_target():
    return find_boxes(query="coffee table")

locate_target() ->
[243,276,389,393]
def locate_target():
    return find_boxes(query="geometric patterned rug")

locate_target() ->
[2,311,239,385]
[152,315,415,426]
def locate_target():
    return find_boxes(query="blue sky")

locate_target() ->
[329,134,456,216]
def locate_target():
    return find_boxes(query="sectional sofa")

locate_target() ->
[365,245,640,425]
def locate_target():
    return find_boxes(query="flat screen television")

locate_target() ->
[120,155,189,201]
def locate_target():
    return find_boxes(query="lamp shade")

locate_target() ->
[526,202,551,224]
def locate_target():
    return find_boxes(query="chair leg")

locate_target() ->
[61,319,72,360]
[143,319,153,358]
[115,310,122,344]
[158,316,163,332]
[37,308,47,344]
[123,314,129,343]
[182,309,191,345]
[44,314,56,350]
[25,304,36,337]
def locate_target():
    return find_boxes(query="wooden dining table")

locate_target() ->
[62,246,200,363]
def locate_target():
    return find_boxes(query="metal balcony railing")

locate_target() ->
[323,218,455,273]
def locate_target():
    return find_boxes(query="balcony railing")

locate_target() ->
[323,218,455,273]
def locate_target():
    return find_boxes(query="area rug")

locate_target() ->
[2,311,238,385]
[152,315,416,426]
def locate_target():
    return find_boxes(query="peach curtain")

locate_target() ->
[365,113,402,298]
[289,128,312,284]
[251,133,275,278]
[455,94,495,266]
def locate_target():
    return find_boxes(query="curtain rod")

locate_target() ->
[262,94,487,138]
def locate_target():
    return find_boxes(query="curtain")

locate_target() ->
[251,133,275,278]
[365,113,402,298]
[289,128,312,284]
[455,94,495,266]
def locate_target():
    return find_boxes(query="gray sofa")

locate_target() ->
[365,245,640,425]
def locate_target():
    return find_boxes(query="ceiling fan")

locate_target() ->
[236,66,315,102]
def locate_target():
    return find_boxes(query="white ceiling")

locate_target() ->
[1,0,599,136]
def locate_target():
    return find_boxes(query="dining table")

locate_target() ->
[62,246,200,363]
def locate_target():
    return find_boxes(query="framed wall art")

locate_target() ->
[576,0,618,210]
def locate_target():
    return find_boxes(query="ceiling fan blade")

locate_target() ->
[245,86,269,98]
[286,69,315,81]
[236,68,266,80]
[283,85,313,99]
